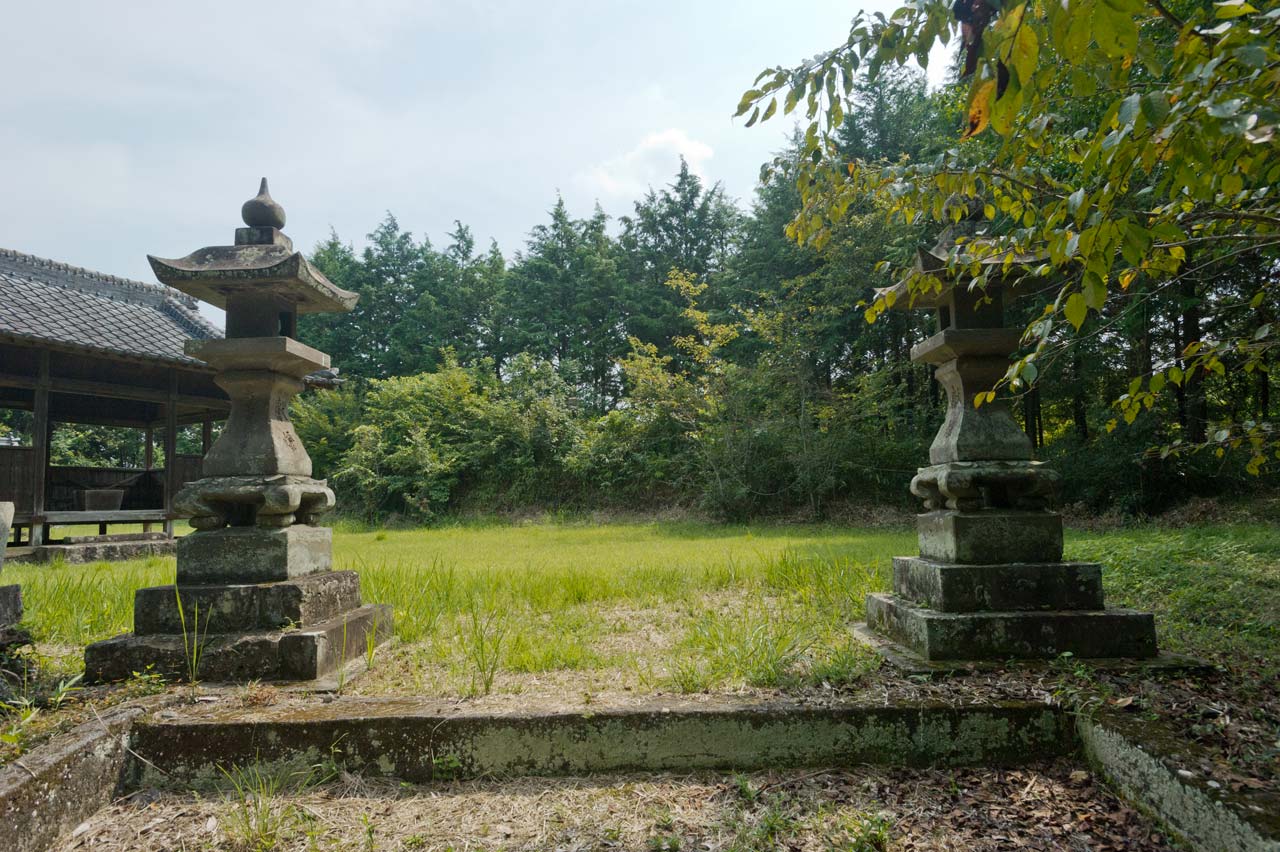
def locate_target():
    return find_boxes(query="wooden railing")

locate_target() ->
[0,449,204,520]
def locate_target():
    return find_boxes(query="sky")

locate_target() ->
[1,1,947,325]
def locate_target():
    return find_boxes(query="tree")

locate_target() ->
[302,217,513,381]
[300,216,436,379]
[507,198,628,410]
[618,159,742,358]
[739,0,1280,473]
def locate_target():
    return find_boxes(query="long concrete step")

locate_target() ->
[125,695,1075,788]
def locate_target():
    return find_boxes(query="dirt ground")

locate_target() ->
[60,761,1170,852]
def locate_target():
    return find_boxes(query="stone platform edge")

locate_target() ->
[0,693,1270,852]
[126,697,1077,789]
[7,539,176,565]
[0,695,175,852]
[1078,710,1280,852]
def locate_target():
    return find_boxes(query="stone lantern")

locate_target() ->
[85,180,391,683]
[865,231,1158,661]
[0,501,19,629]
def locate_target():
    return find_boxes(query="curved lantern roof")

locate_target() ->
[876,225,1046,312]
[147,179,358,316]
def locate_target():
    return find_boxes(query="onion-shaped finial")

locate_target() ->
[241,177,286,229]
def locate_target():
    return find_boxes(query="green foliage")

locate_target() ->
[295,268,932,521]
[297,354,580,521]
[457,598,509,696]
[50,423,149,468]
[740,0,1280,473]
[299,218,509,380]
[507,199,628,410]
[289,86,1273,518]
[218,759,336,852]
[684,606,814,687]
[619,158,742,361]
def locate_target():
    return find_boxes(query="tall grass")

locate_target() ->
[7,556,172,646]
[1068,525,1280,670]
[9,519,1274,694]
[6,523,904,689]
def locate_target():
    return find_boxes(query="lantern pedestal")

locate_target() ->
[84,600,390,684]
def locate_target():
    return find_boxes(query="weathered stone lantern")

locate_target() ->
[866,231,1158,661]
[86,180,391,682]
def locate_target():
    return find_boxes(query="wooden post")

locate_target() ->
[30,351,50,547]
[163,373,178,537]
[143,425,154,533]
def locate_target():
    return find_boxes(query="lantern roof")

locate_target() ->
[147,179,358,315]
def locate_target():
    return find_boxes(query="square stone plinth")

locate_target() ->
[892,557,1104,613]
[0,584,21,626]
[84,603,393,684]
[866,593,1157,660]
[177,525,332,584]
[918,510,1063,564]
[133,571,362,635]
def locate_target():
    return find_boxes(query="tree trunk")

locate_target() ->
[1072,345,1090,442]
[1180,278,1207,443]
[1258,368,1271,420]
[1022,387,1043,450]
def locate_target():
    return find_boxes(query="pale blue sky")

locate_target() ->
[1,0,945,322]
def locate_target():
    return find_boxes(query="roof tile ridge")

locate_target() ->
[0,246,202,310]
[159,296,224,340]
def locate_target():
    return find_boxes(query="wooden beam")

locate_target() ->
[163,371,178,537]
[43,510,171,523]
[0,371,228,411]
[147,411,228,429]
[30,352,50,547]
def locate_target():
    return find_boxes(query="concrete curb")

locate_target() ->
[1078,712,1280,852]
[0,700,157,852]
[6,693,1275,852]
[125,698,1076,787]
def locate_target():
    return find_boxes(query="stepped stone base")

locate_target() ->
[892,556,1103,613]
[866,593,1157,661]
[85,603,391,683]
[133,570,362,635]
[0,584,21,626]
[176,525,331,584]
[917,510,1063,564]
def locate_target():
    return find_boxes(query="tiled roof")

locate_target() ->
[0,248,222,366]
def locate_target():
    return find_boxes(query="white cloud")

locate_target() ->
[576,129,715,202]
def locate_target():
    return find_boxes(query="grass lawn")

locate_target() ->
[6,518,1278,698]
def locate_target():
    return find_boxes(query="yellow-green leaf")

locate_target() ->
[1216,0,1258,18]
[1095,0,1139,58]
[1064,292,1088,329]
[1011,23,1039,83]
[963,80,996,140]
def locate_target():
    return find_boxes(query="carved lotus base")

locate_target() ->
[174,474,335,530]
[910,460,1059,512]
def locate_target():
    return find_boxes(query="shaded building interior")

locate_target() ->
[0,248,229,555]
